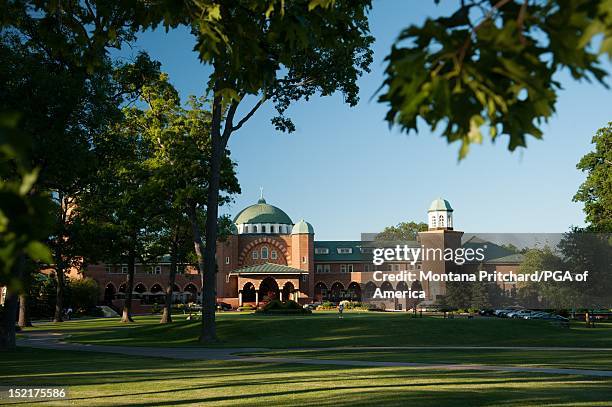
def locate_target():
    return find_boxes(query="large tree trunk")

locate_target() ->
[121,250,135,323]
[0,288,18,351]
[200,126,223,343]
[160,241,178,324]
[187,203,206,309]
[53,255,65,322]
[1,256,25,350]
[18,294,32,328]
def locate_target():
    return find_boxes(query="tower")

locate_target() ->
[428,198,454,230]
[419,198,463,303]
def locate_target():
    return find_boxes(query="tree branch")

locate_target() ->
[232,96,266,133]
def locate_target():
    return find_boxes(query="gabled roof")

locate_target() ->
[229,263,307,275]
[486,253,525,264]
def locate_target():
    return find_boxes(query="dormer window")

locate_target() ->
[337,248,353,254]
[261,246,269,259]
[315,247,329,254]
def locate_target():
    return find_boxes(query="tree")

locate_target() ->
[574,122,612,232]
[151,0,374,342]
[375,221,428,241]
[116,74,239,324]
[379,0,612,158]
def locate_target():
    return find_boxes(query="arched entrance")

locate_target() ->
[150,283,163,294]
[396,281,409,311]
[242,282,256,303]
[184,283,198,302]
[330,282,344,302]
[380,281,393,310]
[259,277,279,302]
[134,283,147,294]
[364,282,377,300]
[282,282,295,302]
[314,282,328,302]
[347,282,361,301]
[409,280,424,311]
[104,283,116,303]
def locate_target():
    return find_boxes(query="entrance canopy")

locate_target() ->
[229,262,308,276]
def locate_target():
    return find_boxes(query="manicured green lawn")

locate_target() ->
[22,312,612,349]
[243,348,612,371]
[2,348,612,406]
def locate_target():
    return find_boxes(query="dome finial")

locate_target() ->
[258,187,266,204]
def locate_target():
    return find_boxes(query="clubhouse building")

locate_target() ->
[85,196,523,312]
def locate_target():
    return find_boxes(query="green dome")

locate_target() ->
[292,219,314,234]
[428,198,453,212]
[233,198,293,225]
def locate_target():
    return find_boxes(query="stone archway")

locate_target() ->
[314,282,328,302]
[104,283,116,303]
[184,283,198,303]
[347,282,361,301]
[281,281,295,302]
[330,282,345,302]
[242,282,256,303]
[364,281,377,300]
[259,277,279,302]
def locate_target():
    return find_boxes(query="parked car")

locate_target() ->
[216,302,232,311]
[524,311,549,320]
[509,310,533,319]
[479,309,496,317]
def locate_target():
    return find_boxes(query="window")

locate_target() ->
[365,264,373,272]
[271,250,277,260]
[340,264,353,273]
[392,264,400,272]
[261,246,269,259]
[263,225,268,233]
[315,247,329,254]
[431,216,437,228]
[149,266,161,275]
[302,256,307,263]
[337,248,353,254]
[252,250,258,260]
[316,264,330,273]
[439,215,444,227]
[360,247,373,254]
[253,225,258,233]
[225,256,230,265]
[121,266,128,273]
[245,225,250,233]
[105,266,111,273]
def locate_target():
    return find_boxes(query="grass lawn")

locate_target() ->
[2,347,612,406]
[243,348,612,371]
[21,312,612,349]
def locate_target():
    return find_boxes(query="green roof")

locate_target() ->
[462,236,522,263]
[229,263,307,274]
[233,198,293,225]
[292,219,314,234]
[428,198,453,212]
[314,241,366,261]
[486,253,525,264]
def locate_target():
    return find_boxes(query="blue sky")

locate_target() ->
[116,1,611,240]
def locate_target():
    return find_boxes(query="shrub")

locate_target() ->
[69,278,99,312]
[238,305,255,312]
[256,300,311,315]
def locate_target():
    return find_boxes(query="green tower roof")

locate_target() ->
[291,219,314,234]
[428,198,453,212]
